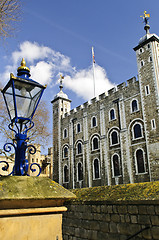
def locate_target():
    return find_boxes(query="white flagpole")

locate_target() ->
[92,46,96,97]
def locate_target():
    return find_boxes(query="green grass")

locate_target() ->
[70,182,159,202]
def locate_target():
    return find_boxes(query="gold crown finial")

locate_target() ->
[21,58,26,67]
[17,58,30,72]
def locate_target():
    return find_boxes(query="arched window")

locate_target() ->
[64,165,69,183]
[93,159,100,179]
[133,123,142,139]
[77,123,81,133]
[92,116,97,127]
[77,142,82,154]
[111,131,118,145]
[110,109,115,120]
[92,136,99,150]
[136,149,145,173]
[132,100,138,112]
[112,154,120,177]
[63,146,68,158]
[77,162,83,181]
[63,129,67,138]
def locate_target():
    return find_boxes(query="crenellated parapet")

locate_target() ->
[62,76,138,119]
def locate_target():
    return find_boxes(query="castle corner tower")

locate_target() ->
[51,76,71,184]
[134,11,159,181]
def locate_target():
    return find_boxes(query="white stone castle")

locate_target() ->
[52,14,159,189]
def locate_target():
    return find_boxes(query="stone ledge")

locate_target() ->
[0,206,67,217]
[0,176,76,209]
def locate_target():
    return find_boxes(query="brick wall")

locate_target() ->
[63,200,159,240]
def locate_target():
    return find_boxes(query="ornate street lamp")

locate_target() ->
[0,58,46,176]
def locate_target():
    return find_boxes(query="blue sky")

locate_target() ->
[0,0,159,151]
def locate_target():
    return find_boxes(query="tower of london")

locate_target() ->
[51,16,159,189]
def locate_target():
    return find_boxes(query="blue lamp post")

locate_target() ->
[0,58,46,176]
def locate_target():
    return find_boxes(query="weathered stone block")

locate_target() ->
[113,205,118,213]
[155,205,159,215]
[138,205,147,214]
[128,205,138,214]
[107,205,113,213]
[117,205,127,214]
[97,231,109,239]
[151,215,159,225]
[109,222,118,233]
[147,205,155,215]
[91,205,100,213]
[117,223,130,235]
[99,222,109,233]
[130,215,138,223]
[101,204,108,213]
[125,214,130,223]
[120,214,125,223]
[110,214,120,223]
[87,230,98,240]
[138,215,151,225]
[151,227,159,240]
[93,213,103,221]
[105,214,111,222]
[90,220,100,231]
[142,227,152,240]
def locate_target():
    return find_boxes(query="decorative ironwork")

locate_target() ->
[0,160,14,176]
[29,163,41,177]
[1,119,41,177]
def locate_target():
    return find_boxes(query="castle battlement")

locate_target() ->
[61,76,138,120]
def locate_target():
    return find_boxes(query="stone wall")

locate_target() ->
[63,200,159,240]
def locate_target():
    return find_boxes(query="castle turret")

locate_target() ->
[51,76,71,184]
[134,11,159,181]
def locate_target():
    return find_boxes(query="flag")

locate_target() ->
[92,46,95,64]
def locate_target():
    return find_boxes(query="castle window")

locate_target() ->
[110,109,115,121]
[77,142,82,155]
[145,85,150,95]
[63,146,68,158]
[63,128,67,138]
[140,60,144,67]
[92,136,99,150]
[140,48,143,53]
[111,130,119,145]
[92,116,97,127]
[77,123,81,133]
[149,56,152,62]
[147,44,150,49]
[131,99,138,112]
[112,154,121,177]
[93,159,100,179]
[151,119,156,130]
[63,165,69,183]
[77,162,83,181]
[136,149,145,174]
[133,123,143,139]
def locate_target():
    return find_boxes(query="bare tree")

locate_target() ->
[0,0,21,39]
[28,100,52,147]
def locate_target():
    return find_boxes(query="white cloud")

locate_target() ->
[0,41,115,101]
[64,64,115,100]
[30,61,53,85]
[0,41,72,85]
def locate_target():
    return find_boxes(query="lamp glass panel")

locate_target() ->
[3,84,15,120]
[14,80,43,119]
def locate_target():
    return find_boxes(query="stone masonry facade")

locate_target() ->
[52,23,159,189]
[62,200,159,240]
